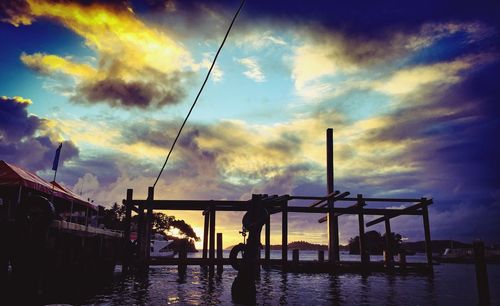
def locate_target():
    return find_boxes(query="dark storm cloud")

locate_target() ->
[0,96,79,171]
[141,0,499,66]
[347,59,500,241]
[76,72,187,109]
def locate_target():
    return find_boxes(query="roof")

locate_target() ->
[0,160,97,211]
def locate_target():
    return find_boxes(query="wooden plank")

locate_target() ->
[366,199,432,227]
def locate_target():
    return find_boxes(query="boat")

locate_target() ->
[435,248,500,263]
[150,233,175,258]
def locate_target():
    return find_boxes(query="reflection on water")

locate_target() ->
[7,253,499,305]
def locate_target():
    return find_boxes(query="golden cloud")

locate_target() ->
[14,0,195,108]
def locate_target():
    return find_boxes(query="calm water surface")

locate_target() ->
[41,251,499,305]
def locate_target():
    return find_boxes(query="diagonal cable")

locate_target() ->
[153,0,246,188]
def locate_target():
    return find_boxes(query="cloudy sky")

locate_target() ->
[1,0,499,248]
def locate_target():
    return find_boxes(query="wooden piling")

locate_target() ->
[292,249,299,263]
[384,218,393,268]
[399,250,407,269]
[217,233,223,274]
[178,239,187,276]
[265,215,270,262]
[318,250,324,262]
[123,189,133,270]
[282,201,288,264]
[209,207,216,264]
[326,128,339,263]
[422,199,433,270]
[357,194,368,265]
[137,197,145,264]
[145,186,154,262]
[473,240,490,306]
[202,210,209,260]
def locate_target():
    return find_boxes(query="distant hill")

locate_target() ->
[225,240,484,254]
[226,241,349,251]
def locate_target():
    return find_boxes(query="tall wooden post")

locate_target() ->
[209,206,216,264]
[327,128,339,263]
[473,240,490,306]
[384,218,393,267]
[137,198,145,264]
[357,194,368,265]
[217,233,223,274]
[282,201,288,264]
[202,209,209,260]
[145,186,154,262]
[123,189,133,271]
[422,199,433,270]
[265,215,271,262]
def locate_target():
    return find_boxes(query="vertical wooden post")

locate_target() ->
[217,233,223,274]
[357,194,368,265]
[123,189,133,271]
[422,199,433,270]
[209,206,216,264]
[473,240,490,306]
[145,186,154,262]
[137,199,146,264]
[384,218,393,267]
[178,239,187,276]
[265,215,270,262]
[282,201,288,264]
[292,249,299,263]
[124,189,132,242]
[327,128,339,263]
[318,250,324,262]
[202,209,209,261]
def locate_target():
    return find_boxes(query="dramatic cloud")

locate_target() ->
[0,96,79,171]
[5,0,194,109]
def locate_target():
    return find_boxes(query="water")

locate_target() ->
[33,252,500,305]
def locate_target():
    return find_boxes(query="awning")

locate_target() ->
[0,160,97,211]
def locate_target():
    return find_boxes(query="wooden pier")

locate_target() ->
[122,128,434,275]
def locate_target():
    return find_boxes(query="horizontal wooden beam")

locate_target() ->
[307,191,340,207]
[366,199,432,227]
[317,192,351,208]
[335,197,424,203]
[288,206,422,215]
[318,201,366,223]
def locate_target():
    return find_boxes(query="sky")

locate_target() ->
[1,0,499,248]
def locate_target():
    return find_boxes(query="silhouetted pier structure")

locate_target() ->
[122,129,434,274]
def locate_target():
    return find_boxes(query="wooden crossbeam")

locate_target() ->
[308,191,340,207]
[365,199,433,227]
[327,197,425,203]
[288,206,422,215]
[317,201,365,223]
[317,192,351,208]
